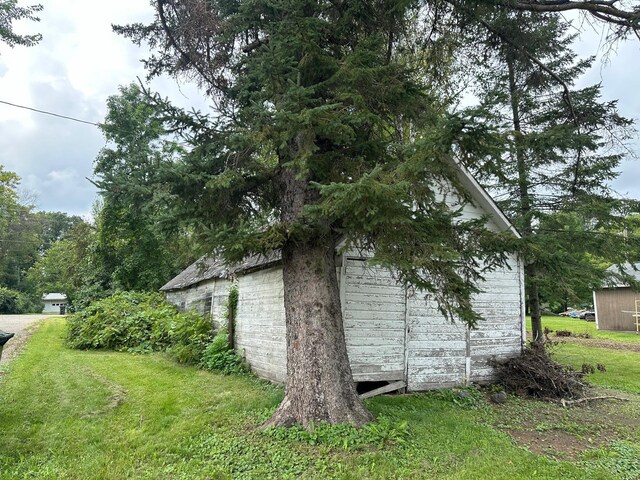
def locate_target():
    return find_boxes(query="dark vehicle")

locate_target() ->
[580,311,596,321]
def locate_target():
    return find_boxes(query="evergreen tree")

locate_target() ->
[115,1,640,426]
[463,11,639,343]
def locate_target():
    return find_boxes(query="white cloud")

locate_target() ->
[0,2,638,218]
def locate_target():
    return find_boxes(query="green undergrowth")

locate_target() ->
[0,318,633,479]
[65,291,246,374]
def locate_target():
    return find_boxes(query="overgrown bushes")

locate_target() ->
[66,291,247,373]
[0,287,41,314]
[200,329,247,374]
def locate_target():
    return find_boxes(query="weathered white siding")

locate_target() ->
[234,267,287,383]
[469,256,524,382]
[341,258,406,382]
[164,278,231,326]
[335,186,524,390]
[405,296,468,390]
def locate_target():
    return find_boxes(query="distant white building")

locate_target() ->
[42,293,68,314]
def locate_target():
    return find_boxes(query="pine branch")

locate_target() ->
[496,1,640,26]
[156,0,227,93]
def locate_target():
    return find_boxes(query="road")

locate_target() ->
[0,314,59,364]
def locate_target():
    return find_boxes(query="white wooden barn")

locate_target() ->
[161,168,526,391]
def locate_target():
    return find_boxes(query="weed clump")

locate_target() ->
[490,344,588,399]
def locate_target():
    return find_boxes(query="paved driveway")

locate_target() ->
[0,314,58,364]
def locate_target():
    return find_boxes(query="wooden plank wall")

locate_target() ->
[342,258,407,382]
[406,295,468,390]
[235,266,287,383]
[594,288,640,331]
[469,256,524,383]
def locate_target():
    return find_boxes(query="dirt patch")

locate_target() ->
[556,336,640,352]
[492,388,640,461]
[508,428,606,461]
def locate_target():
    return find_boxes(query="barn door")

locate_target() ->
[340,257,407,383]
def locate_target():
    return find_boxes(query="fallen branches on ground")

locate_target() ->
[490,344,588,399]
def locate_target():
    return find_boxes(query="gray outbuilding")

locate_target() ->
[42,293,68,314]
[593,263,640,332]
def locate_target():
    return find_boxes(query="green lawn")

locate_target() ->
[553,343,640,394]
[531,316,640,343]
[0,318,637,479]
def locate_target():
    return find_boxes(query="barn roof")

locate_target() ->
[160,251,281,291]
[602,262,640,288]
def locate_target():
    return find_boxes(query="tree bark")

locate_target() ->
[527,264,544,345]
[265,235,373,427]
[265,155,372,428]
[507,56,545,347]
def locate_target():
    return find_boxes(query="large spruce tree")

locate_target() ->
[462,11,639,343]
[116,1,640,426]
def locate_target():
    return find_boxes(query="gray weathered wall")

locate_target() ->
[165,278,231,327]
[234,266,287,383]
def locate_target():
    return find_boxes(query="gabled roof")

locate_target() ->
[161,164,520,292]
[453,160,521,239]
[42,293,67,301]
[602,262,640,288]
[160,252,281,291]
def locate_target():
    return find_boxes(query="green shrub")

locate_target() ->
[16,293,43,314]
[200,329,247,375]
[0,287,20,313]
[0,287,38,314]
[164,311,215,364]
[66,291,214,363]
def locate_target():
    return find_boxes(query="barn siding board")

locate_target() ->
[594,288,640,331]
[235,267,287,381]
[342,259,407,381]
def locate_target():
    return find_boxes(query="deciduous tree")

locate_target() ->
[0,0,41,50]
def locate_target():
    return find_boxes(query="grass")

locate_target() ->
[0,318,623,480]
[552,343,640,395]
[532,316,640,343]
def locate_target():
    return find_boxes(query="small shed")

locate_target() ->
[593,263,640,332]
[161,169,526,391]
[42,293,68,314]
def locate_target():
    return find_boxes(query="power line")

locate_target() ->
[0,99,101,127]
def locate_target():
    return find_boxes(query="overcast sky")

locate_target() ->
[0,1,638,218]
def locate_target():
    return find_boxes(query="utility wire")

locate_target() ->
[0,99,101,127]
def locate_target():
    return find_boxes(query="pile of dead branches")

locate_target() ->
[490,345,588,399]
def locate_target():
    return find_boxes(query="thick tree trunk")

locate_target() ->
[507,57,545,347]
[265,236,373,427]
[265,150,372,428]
